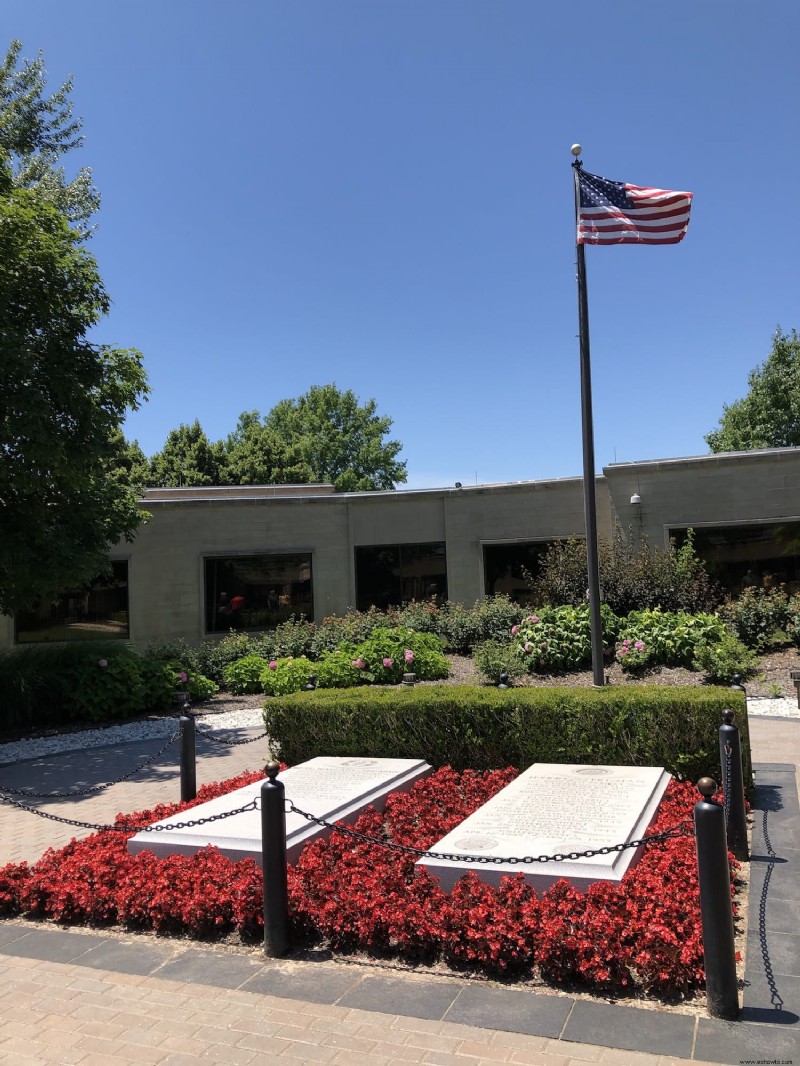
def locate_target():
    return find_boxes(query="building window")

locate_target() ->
[15,560,130,644]
[670,523,800,596]
[205,553,313,632]
[483,541,561,604]
[355,543,447,611]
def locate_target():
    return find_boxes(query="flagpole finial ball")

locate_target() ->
[571,144,582,157]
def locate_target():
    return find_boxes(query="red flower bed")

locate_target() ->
[0,767,738,999]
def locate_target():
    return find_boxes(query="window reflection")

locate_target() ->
[482,542,555,604]
[671,523,800,596]
[205,554,313,632]
[15,560,130,643]
[355,543,447,611]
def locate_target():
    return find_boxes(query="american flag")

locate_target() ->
[577,169,693,246]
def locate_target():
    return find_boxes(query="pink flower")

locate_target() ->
[353,658,366,669]
[404,650,414,664]
[523,642,532,652]
[540,642,547,649]
[511,625,520,635]
[634,640,645,652]
[97,659,108,668]
[179,671,188,683]
[530,615,540,624]
[618,646,629,655]
[268,660,277,670]
[382,658,393,668]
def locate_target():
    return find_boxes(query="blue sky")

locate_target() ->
[7,1,799,488]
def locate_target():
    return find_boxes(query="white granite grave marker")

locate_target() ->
[128,756,431,865]
[416,763,671,893]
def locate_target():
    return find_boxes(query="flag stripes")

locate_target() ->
[577,169,693,245]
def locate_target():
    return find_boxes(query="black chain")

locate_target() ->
[722,741,733,823]
[193,723,269,747]
[284,799,694,865]
[0,730,181,798]
[0,791,259,834]
[757,808,785,1011]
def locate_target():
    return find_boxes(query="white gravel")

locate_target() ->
[0,697,797,768]
[744,696,800,719]
[0,707,266,767]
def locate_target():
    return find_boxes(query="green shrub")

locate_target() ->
[351,627,449,684]
[151,657,218,702]
[264,684,750,787]
[472,640,527,685]
[532,530,721,615]
[720,587,791,650]
[261,655,315,696]
[270,617,317,659]
[693,632,761,684]
[142,638,203,675]
[616,609,725,668]
[68,654,174,722]
[614,638,655,676]
[198,632,273,682]
[787,594,800,648]
[515,604,610,674]
[471,594,526,644]
[313,650,364,689]
[185,671,219,701]
[310,608,391,656]
[222,655,270,694]
[0,641,174,731]
[395,600,443,637]
[438,602,481,654]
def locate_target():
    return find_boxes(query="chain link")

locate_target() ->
[284,799,694,865]
[0,790,259,834]
[0,730,181,798]
[722,741,733,824]
[757,807,785,1011]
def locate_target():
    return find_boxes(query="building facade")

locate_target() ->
[4,447,800,649]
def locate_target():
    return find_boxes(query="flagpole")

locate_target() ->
[571,145,605,687]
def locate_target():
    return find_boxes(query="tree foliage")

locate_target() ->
[263,384,406,491]
[148,421,223,487]
[146,386,407,492]
[218,410,313,486]
[706,329,800,452]
[0,163,148,613]
[1,39,99,237]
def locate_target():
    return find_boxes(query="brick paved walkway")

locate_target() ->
[0,716,798,1065]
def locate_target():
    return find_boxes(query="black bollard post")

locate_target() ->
[261,761,290,957]
[179,714,196,802]
[694,777,739,1020]
[719,710,749,861]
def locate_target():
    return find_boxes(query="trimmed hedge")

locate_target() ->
[264,684,750,787]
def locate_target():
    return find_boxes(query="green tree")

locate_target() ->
[1,39,99,237]
[264,384,406,491]
[108,431,150,492]
[220,410,314,485]
[148,420,224,487]
[706,329,800,452]
[0,162,148,614]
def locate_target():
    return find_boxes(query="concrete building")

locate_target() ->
[4,447,800,649]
